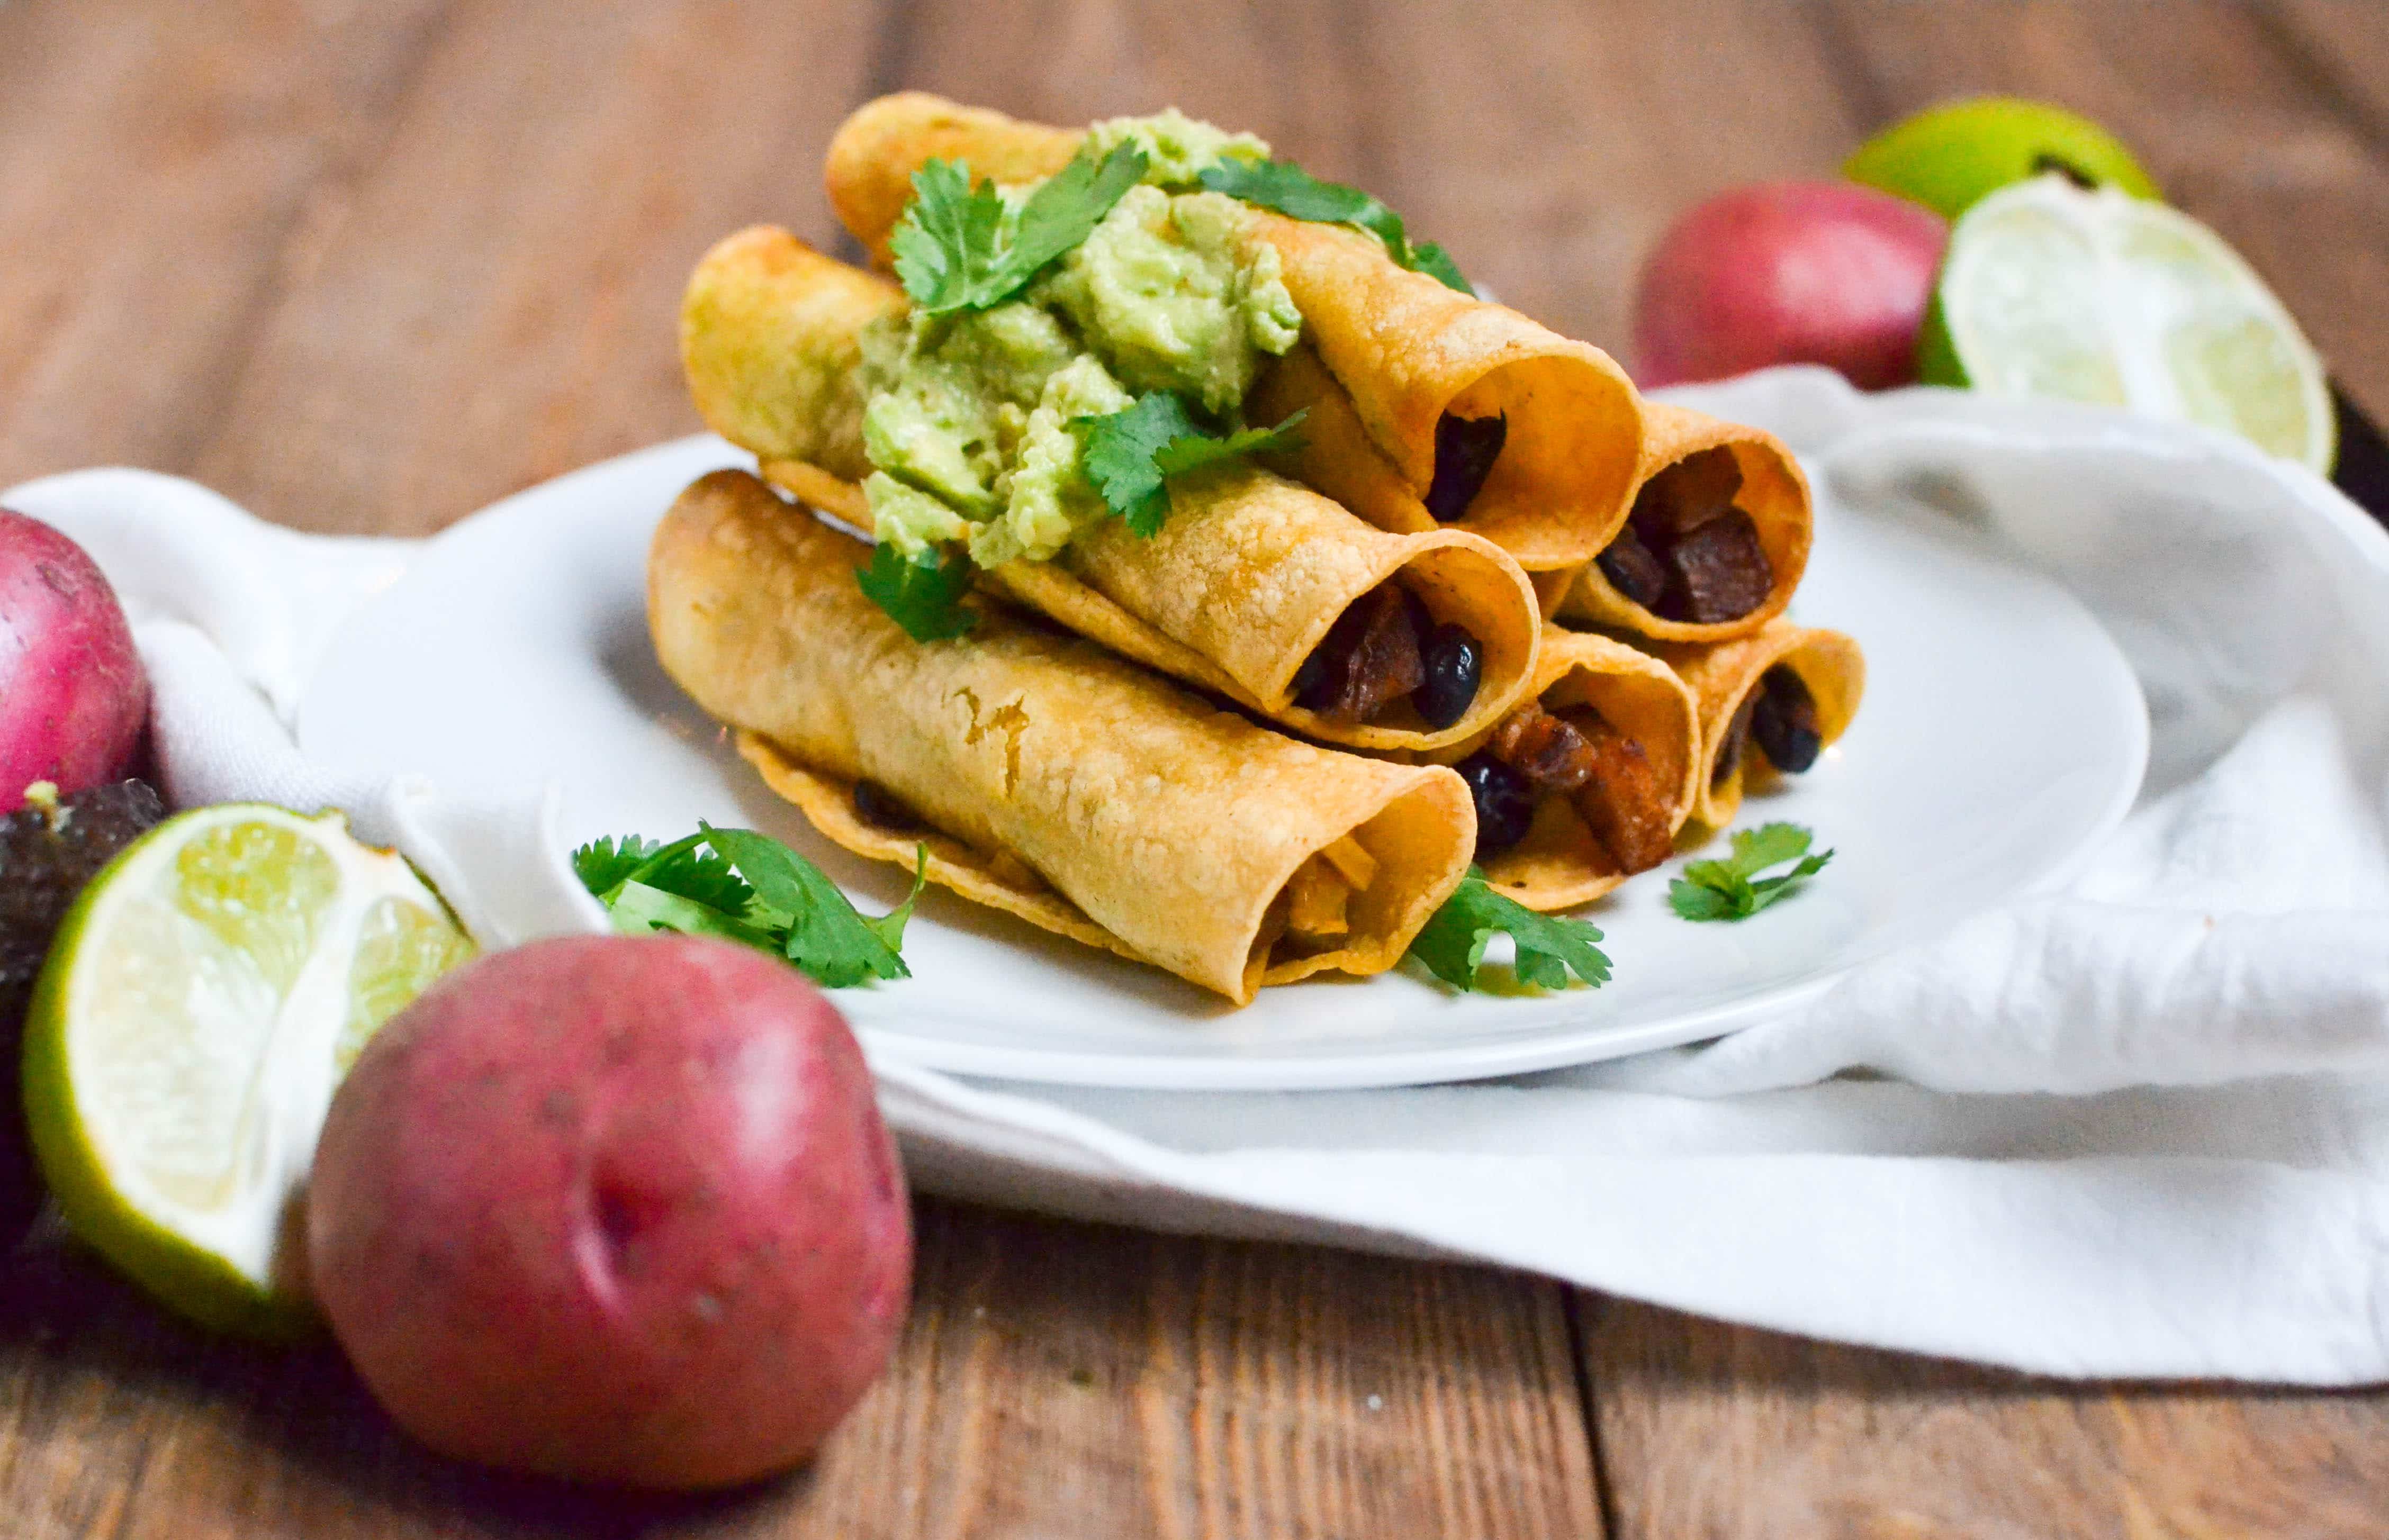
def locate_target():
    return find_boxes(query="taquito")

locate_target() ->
[1654,620,1865,830]
[1438,629,1700,911]
[822,93,1646,572]
[683,227,1543,751]
[1549,404,1814,642]
[649,469,1476,1003]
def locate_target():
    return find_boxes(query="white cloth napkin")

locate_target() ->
[13,368,2388,1384]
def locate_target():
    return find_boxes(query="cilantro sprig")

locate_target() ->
[891,143,1149,315]
[1076,393,1308,536]
[858,540,978,641]
[1407,867,1612,992]
[1199,158,1470,294]
[1669,822,1833,921]
[574,824,926,988]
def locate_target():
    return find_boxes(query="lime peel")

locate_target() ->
[22,803,474,1336]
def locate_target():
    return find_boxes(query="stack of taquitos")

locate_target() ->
[654,95,1865,1003]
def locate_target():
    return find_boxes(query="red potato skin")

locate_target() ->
[307,935,912,1490]
[0,510,149,813]
[1632,181,1949,392]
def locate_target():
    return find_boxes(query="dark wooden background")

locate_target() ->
[4,1,2387,1534]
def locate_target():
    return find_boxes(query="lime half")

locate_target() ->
[23,804,475,1335]
[1924,175,2334,473]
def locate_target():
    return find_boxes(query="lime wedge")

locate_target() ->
[22,804,474,1335]
[1925,175,2334,473]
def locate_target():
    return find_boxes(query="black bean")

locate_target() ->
[1413,622,1483,730]
[1594,522,1669,609]
[1425,413,1507,523]
[1750,665,1823,773]
[852,780,922,831]
[1456,754,1536,855]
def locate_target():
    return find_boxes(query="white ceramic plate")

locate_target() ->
[299,433,2147,1090]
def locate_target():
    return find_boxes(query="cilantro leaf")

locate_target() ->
[999,142,1148,295]
[1077,394,1309,537]
[571,834,662,896]
[580,823,928,990]
[607,880,778,949]
[891,144,1147,315]
[1407,867,1611,992]
[701,823,913,988]
[858,540,978,641]
[571,831,754,915]
[889,158,1009,314]
[1199,157,1472,294]
[1669,822,1834,922]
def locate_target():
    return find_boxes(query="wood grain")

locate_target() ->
[1584,1297,2389,1539]
[0,1204,1600,1539]
[0,0,453,488]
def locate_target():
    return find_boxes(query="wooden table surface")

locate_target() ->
[5,1,2388,1534]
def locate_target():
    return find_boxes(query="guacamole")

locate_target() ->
[861,111,1302,566]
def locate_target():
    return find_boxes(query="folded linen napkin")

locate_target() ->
[13,368,2386,1383]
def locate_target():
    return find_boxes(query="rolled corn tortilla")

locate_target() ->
[1652,620,1865,830]
[1434,629,1701,911]
[685,227,1544,751]
[822,93,1647,572]
[649,469,1478,1004]
[1550,404,1814,642]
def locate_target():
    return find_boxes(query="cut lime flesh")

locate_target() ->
[23,804,474,1334]
[1928,176,2334,473]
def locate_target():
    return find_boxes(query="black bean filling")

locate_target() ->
[1750,665,1823,773]
[1414,623,1483,730]
[1425,413,1507,523]
[1714,665,1822,786]
[852,780,923,832]
[1456,754,1536,856]
[1294,585,1483,729]
[1596,446,1774,623]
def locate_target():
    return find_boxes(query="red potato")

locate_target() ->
[1632,180,1949,392]
[0,510,149,813]
[307,934,912,1490]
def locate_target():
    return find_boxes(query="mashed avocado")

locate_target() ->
[1084,107,1269,189]
[861,110,1301,567]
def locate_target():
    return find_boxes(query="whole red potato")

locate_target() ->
[308,935,912,1490]
[1633,180,1948,391]
[0,510,149,812]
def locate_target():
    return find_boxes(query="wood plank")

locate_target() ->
[1826,0,2389,427]
[185,0,898,536]
[0,1203,1600,1538]
[0,0,454,490]
[1583,1298,2389,1538]
[2263,0,2389,151]
[1356,0,1869,367]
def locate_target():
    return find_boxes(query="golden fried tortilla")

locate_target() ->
[685,227,1543,751]
[821,93,1646,573]
[648,469,1477,1003]
[1432,629,1701,911]
[1651,620,1865,830]
[1551,403,1815,642]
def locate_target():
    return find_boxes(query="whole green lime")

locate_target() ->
[1846,97,2159,220]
